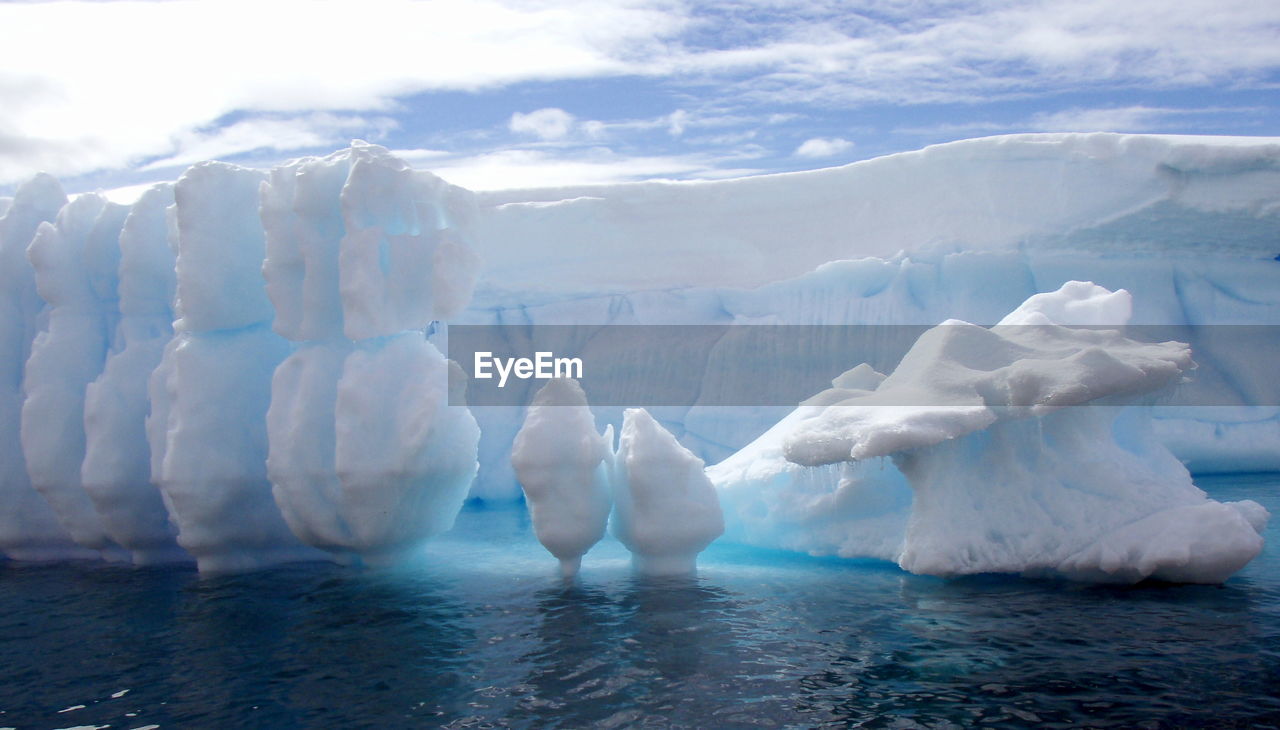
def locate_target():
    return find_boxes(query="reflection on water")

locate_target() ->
[168,568,477,725]
[512,577,752,728]
[0,475,1278,728]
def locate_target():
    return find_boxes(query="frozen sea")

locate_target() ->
[2,474,1278,729]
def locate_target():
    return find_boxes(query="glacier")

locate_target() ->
[0,132,1274,582]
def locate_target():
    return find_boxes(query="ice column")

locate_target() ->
[151,162,323,572]
[263,143,482,565]
[81,183,189,564]
[0,174,91,560]
[20,193,130,559]
[612,408,724,575]
[261,150,357,563]
[512,378,613,576]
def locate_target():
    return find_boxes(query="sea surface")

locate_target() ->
[2,474,1278,729]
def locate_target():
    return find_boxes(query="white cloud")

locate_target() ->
[426,147,765,190]
[141,113,396,171]
[668,110,689,136]
[794,137,853,158]
[509,108,577,141]
[98,181,172,205]
[895,105,1262,137]
[0,0,683,184]
[1028,106,1199,132]
[576,109,783,142]
[672,0,1280,106]
[387,147,452,166]
[2,0,1279,184]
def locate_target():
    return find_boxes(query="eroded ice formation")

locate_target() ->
[613,408,724,575]
[82,183,189,565]
[0,143,483,571]
[511,378,613,577]
[0,174,88,561]
[149,162,319,572]
[263,143,481,566]
[21,192,130,559]
[711,282,1269,583]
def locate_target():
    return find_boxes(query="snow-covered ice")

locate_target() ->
[332,335,479,564]
[151,325,310,572]
[261,142,481,343]
[711,282,1268,583]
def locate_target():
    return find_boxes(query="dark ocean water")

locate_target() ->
[2,474,1279,729]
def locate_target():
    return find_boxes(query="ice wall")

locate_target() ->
[460,134,1280,493]
[472,134,1280,294]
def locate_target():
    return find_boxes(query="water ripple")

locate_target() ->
[1,475,1278,727]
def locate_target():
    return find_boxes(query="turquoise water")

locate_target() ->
[2,474,1278,728]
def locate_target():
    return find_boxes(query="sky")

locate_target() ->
[1,0,1278,199]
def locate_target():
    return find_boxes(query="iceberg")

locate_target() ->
[0,133,1273,582]
[511,378,613,577]
[612,408,724,576]
[512,384,727,578]
[711,282,1268,583]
